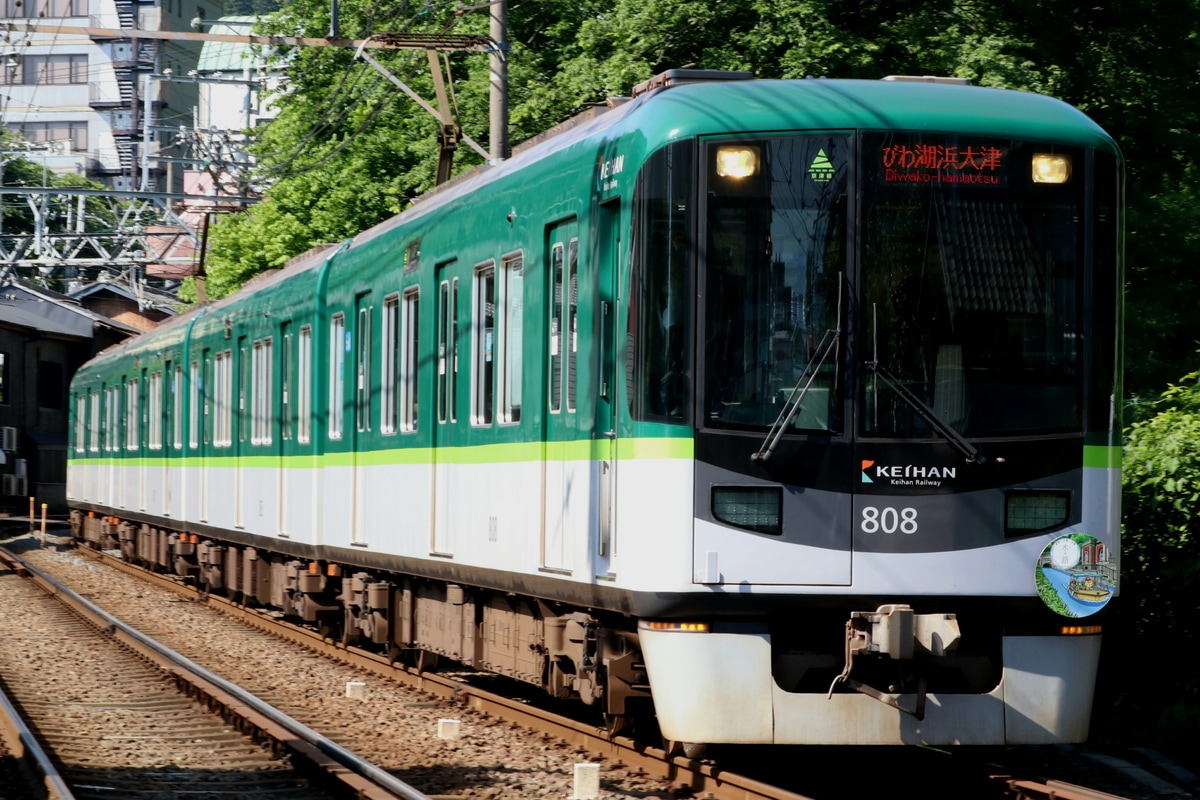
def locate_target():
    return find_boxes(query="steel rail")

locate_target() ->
[0,675,75,800]
[76,544,818,800]
[0,546,431,800]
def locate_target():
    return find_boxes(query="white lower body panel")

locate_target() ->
[639,628,1099,745]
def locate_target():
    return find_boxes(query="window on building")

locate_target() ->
[4,122,87,152]
[4,0,85,17]
[37,360,63,409]
[0,352,7,404]
[7,54,88,84]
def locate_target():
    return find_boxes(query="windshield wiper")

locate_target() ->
[865,361,985,464]
[752,328,840,462]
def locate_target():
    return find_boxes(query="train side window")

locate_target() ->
[298,325,313,443]
[437,277,459,424]
[550,243,564,413]
[238,339,249,444]
[329,313,345,440]
[401,287,419,432]
[355,304,371,434]
[74,394,85,452]
[214,350,233,447]
[252,338,272,445]
[125,378,139,450]
[499,252,523,424]
[567,239,578,413]
[89,390,100,452]
[148,371,163,450]
[472,263,495,426]
[281,325,293,442]
[382,293,400,434]
[173,366,183,449]
[189,361,200,448]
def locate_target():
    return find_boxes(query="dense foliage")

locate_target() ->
[198,0,1200,399]
[1108,369,1200,747]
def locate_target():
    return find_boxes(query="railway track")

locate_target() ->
[6,533,1171,800]
[0,544,431,800]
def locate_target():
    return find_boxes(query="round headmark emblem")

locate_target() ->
[1036,534,1115,617]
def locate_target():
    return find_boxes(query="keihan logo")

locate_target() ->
[861,460,957,487]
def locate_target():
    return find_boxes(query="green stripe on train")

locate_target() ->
[1083,445,1122,469]
[67,436,696,468]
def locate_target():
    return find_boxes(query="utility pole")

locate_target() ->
[489,0,508,162]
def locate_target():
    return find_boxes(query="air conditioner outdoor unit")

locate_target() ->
[0,427,17,452]
[50,139,72,155]
[1,475,14,496]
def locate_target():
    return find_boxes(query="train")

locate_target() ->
[67,69,1123,747]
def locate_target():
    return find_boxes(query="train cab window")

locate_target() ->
[702,135,848,433]
[472,263,495,426]
[860,134,1085,437]
[630,140,694,422]
[329,313,345,440]
[298,325,313,443]
[401,287,420,432]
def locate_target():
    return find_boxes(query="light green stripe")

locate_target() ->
[1083,445,1121,469]
[68,436,695,469]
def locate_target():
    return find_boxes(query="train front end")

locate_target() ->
[626,78,1122,745]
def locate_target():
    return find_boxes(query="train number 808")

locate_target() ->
[860,506,919,534]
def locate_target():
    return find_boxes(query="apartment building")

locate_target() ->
[2,0,225,193]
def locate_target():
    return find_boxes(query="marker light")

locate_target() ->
[1060,625,1102,635]
[715,145,760,178]
[640,620,710,633]
[1032,153,1071,184]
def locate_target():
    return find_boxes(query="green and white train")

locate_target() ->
[68,70,1122,746]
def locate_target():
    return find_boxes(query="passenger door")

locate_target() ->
[431,262,461,555]
[542,220,579,573]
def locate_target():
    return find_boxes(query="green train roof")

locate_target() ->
[633,78,1117,151]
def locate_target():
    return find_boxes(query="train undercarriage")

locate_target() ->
[71,511,654,733]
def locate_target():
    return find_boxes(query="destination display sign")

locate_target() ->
[881,142,1008,186]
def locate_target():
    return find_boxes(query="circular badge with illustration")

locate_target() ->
[1036,534,1116,617]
